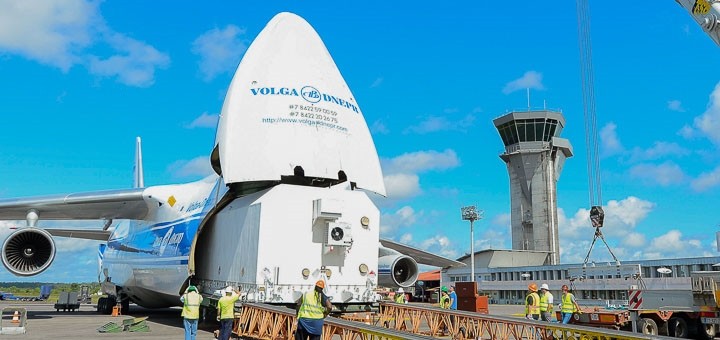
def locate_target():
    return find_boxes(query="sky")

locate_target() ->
[0,1,719,283]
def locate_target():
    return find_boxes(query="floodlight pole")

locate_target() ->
[461,206,482,284]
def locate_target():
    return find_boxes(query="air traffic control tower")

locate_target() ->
[493,110,573,265]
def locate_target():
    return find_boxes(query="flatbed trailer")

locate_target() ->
[562,271,720,339]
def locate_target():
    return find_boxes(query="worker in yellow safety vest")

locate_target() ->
[439,286,450,309]
[394,287,406,304]
[295,280,333,340]
[560,284,582,324]
[217,286,240,340]
[525,283,540,320]
[180,285,203,340]
[539,283,554,322]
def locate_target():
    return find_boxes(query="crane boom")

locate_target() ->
[676,0,720,46]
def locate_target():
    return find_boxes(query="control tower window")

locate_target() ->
[517,121,526,141]
[497,121,519,146]
[545,120,558,140]
[507,122,518,144]
[526,121,536,141]
[534,119,545,142]
[498,124,510,145]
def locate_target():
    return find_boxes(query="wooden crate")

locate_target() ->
[454,281,477,298]
[457,295,489,314]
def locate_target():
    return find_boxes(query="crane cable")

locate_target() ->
[576,0,620,266]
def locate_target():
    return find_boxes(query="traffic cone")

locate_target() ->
[11,310,20,324]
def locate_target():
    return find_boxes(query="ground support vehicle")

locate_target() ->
[54,291,80,312]
[562,271,720,339]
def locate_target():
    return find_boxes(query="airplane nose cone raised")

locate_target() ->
[214,12,386,196]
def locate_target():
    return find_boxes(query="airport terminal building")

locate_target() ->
[440,249,720,305]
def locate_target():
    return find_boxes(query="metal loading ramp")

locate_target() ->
[377,302,677,340]
[235,303,435,340]
[234,301,677,340]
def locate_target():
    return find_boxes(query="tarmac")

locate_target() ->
[0,302,526,339]
[0,303,219,339]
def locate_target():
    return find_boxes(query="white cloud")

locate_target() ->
[691,165,720,192]
[492,213,511,226]
[0,0,169,87]
[678,125,696,139]
[622,232,646,247]
[628,142,690,162]
[404,114,476,134]
[693,81,720,144]
[647,230,703,255]
[557,207,590,239]
[380,206,418,234]
[370,77,383,88]
[0,0,95,71]
[186,112,219,129]
[383,173,421,200]
[88,32,170,87]
[667,100,685,112]
[628,162,687,186]
[168,156,214,178]
[381,149,460,174]
[558,196,666,262]
[559,196,654,241]
[370,120,389,134]
[192,25,247,81]
[399,233,413,244]
[419,234,458,259]
[474,228,509,251]
[604,196,655,229]
[502,71,545,94]
[599,122,624,157]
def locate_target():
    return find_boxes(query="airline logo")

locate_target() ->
[153,227,184,256]
[250,85,359,113]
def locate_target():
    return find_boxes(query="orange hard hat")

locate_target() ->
[315,280,325,289]
[528,283,538,292]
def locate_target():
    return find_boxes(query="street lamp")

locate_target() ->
[461,205,482,284]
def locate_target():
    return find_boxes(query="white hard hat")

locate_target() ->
[397,288,404,293]
[540,283,549,290]
[225,286,234,293]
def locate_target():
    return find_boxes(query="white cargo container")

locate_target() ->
[194,183,380,307]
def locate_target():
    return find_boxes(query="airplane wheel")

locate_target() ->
[668,317,688,338]
[638,318,658,335]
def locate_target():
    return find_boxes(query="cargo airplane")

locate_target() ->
[0,12,462,313]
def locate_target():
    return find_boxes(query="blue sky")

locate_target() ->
[0,1,719,283]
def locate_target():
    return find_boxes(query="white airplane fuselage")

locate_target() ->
[102,176,221,307]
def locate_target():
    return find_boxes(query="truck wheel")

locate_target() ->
[668,317,688,338]
[697,322,716,340]
[638,318,658,335]
[97,297,106,313]
[121,298,130,314]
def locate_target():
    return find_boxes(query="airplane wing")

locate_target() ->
[45,229,112,241]
[0,188,148,221]
[380,238,466,268]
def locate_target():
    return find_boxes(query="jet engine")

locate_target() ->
[378,254,419,288]
[1,228,56,276]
